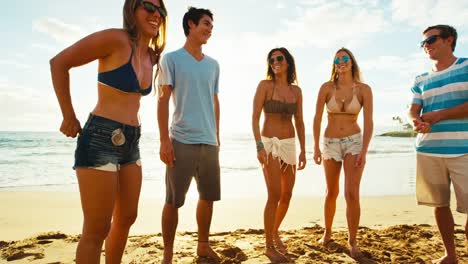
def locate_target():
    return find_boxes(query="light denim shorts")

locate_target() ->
[322,133,362,162]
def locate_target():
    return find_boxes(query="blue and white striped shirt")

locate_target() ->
[411,57,468,157]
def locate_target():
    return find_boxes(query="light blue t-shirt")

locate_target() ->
[158,48,220,145]
[411,57,468,157]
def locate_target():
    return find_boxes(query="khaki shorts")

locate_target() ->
[416,153,468,214]
[165,139,221,208]
[322,133,362,162]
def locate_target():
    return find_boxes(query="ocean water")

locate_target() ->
[0,131,417,198]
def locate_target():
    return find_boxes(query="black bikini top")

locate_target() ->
[98,48,152,96]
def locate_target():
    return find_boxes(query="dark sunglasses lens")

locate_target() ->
[426,36,438,45]
[269,58,275,64]
[158,7,167,17]
[142,2,156,13]
[334,58,340,64]
[342,56,349,63]
[420,35,438,47]
[277,56,284,62]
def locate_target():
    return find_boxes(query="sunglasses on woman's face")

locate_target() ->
[269,55,284,65]
[334,55,350,65]
[419,35,440,48]
[141,1,167,18]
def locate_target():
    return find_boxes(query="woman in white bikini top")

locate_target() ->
[326,82,362,115]
[312,47,374,259]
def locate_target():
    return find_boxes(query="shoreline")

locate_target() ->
[1,191,466,241]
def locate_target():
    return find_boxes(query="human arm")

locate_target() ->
[313,83,327,165]
[50,29,125,137]
[421,102,468,124]
[356,84,374,167]
[157,85,175,167]
[408,104,431,133]
[294,87,306,170]
[214,93,220,146]
[252,80,268,165]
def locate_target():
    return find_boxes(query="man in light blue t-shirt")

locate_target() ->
[157,6,220,263]
[409,24,468,264]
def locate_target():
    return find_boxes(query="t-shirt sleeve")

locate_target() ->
[158,54,175,87]
[410,78,422,106]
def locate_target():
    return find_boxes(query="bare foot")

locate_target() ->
[431,255,458,264]
[349,243,363,259]
[265,245,289,263]
[197,241,220,263]
[318,232,332,245]
[273,234,287,254]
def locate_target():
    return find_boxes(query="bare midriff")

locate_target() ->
[324,113,360,138]
[261,113,295,139]
[91,84,142,126]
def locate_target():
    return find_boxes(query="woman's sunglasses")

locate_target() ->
[334,55,350,64]
[141,1,167,18]
[269,55,284,65]
[419,35,440,48]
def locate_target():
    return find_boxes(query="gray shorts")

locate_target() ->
[165,139,221,208]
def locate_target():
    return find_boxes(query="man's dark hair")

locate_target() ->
[182,7,213,37]
[423,25,458,51]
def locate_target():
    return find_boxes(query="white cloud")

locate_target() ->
[361,52,431,81]
[0,60,32,70]
[31,43,58,53]
[273,2,388,48]
[391,0,468,28]
[458,35,468,45]
[33,17,86,46]
[0,80,59,131]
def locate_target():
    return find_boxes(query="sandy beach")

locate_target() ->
[1,191,467,263]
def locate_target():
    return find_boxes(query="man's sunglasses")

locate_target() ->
[419,35,440,48]
[141,1,167,18]
[334,55,350,64]
[269,55,284,65]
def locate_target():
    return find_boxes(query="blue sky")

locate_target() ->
[1,0,467,133]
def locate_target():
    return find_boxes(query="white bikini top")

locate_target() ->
[326,83,362,115]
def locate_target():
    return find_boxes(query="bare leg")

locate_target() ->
[343,154,364,258]
[273,164,296,253]
[319,159,342,245]
[263,156,288,263]
[465,217,468,242]
[161,203,178,264]
[196,199,219,261]
[105,163,142,264]
[76,169,117,264]
[432,207,457,264]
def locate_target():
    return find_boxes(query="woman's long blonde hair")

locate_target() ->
[123,0,167,73]
[330,47,362,82]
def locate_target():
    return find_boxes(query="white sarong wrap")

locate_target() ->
[261,136,296,167]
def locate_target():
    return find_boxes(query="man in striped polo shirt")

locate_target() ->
[409,24,468,264]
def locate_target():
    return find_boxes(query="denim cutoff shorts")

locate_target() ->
[73,114,141,172]
[322,133,362,162]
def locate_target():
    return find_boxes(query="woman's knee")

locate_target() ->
[344,190,360,204]
[280,191,293,203]
[325,187,339,200]
[114,210,138,228]
[267,191,281,204]
[82,221,112,242]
